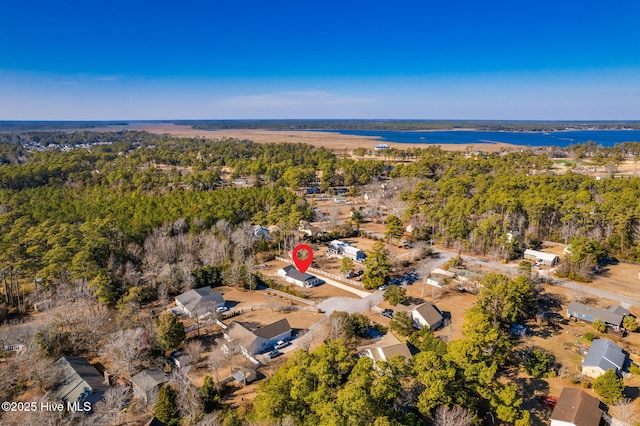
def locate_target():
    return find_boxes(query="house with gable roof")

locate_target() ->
[130,368,169,401]
[550,387,605,426]
[409,302,444,330]
[277,265,324,287]
[175,286,225,318]
[223,318,293,357]
[357,333,418,367]
[48,356,109,409]
[567,302,626,331]
[582,338,626,379]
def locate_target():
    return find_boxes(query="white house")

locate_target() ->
[410,302,444,330]
[224,318,293,358]
[523,249,560,266]
[550,388,603,426]
[426,268,456,288]
[277,265,324,287]
[175,286,225,318]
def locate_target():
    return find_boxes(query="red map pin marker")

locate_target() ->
[292,244,313,273]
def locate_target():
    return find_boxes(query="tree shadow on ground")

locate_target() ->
[514,376,552,426]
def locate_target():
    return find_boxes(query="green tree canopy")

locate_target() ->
[384,215,404,242]
[593,369,625,404]
[157,313,186,352]
[154,385,181,426]
[383,285,407,306]
[362,241,392,290]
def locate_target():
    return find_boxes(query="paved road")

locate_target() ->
[435,246,640,308]
[538,270,640,308]
[318,290,384,315]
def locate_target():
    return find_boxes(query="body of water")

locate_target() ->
[318,129,640,147]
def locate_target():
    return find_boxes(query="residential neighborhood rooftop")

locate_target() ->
[131,368,169,393]
[175,286,224,314]
[550,388,603,426]
[48,356,109,405]
[568,301,625,327]
[253,318,292,340]
[583,338,626,373]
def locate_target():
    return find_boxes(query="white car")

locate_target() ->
[216,306,229,313]
[275,340,291,350]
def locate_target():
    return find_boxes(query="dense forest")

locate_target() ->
[1,130,640,424]
[1,131,640,307]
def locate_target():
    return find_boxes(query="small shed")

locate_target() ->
[232,370,257,385]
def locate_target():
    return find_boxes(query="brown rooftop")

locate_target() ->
[550,388,603,426]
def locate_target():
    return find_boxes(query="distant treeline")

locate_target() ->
[0,121,129,131]
[3,120,640,132]
[178,119,640,132]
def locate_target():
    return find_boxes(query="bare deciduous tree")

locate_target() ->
[171,367,204,425]
[157,281,169,311]
[296,330,315,352]
[327,312,349,340]
[610,399,640,426]
[208,347,225,391]
[99,327,152,378]
[184,339,206,366]
[196,412,223,426]
[91,385,129,425]
[432,405,474,426]
[215,220,232,240]
[200,233,227,266]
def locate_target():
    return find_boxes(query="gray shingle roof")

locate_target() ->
[253,318,292,340]
[583,338,626,373]
[131,368,169,393]
[413,302,443,326]
[280,265,319,283]
[568,301,624,326]
[175,286,224,314]
[607,305,631,317]
[48,356,108,405]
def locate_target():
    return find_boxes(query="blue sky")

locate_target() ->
[1,0,639,120]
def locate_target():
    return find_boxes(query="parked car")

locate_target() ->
[381,309,394,319]
[216,306,229,313]
[275,340,291,350]
[268,350,283,359]
[378,285,388,291]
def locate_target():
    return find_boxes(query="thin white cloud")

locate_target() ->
[224,90,375,109]
[95,75,123,81]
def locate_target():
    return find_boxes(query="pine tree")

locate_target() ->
[201,375,220,413]
[154,385,180,426]
[158,312,186,351]
[593,369,625,404]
